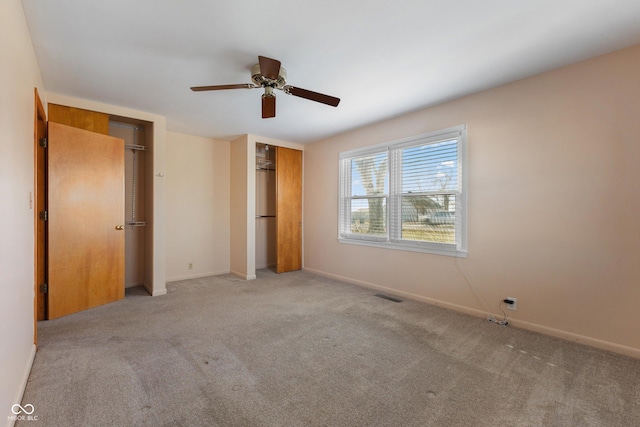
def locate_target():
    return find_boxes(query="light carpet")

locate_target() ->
[18,269,640,426]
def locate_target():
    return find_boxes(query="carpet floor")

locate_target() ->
[18,269,640,426]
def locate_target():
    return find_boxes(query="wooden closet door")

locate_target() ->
[276,147,302,273]
[47,122,125,319]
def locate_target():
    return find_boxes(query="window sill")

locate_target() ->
[338,237,467,258]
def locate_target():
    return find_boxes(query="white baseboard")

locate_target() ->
[166,270,230,283]
[230,270,256,281]
[150,287,167,297]
[6,344,37,427]
[139,281,167,297]
[302,267,640,359]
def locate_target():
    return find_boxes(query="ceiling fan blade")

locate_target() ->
[191,83,255,91]
[258,56,281,81]
[284,86,340,107]
[262,95,276,119]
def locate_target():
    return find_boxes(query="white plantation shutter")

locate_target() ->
[339,125,466,256]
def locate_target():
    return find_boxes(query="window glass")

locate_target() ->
[338,125,467,256]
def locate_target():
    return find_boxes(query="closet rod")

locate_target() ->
[255,215,276,218]
[126,221,148,227]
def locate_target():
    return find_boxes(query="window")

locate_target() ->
[339,125,467,257]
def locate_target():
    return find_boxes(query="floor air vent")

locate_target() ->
[374,293,403,303]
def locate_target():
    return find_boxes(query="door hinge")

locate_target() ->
[39,210,48,221]
[39,137,47,148]
[39,283,48,294]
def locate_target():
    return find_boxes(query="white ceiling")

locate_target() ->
[22,0,640,144]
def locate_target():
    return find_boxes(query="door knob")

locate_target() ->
[115,225,125,230]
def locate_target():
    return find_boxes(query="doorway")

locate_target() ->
[36,103,157,321]
[108,120,150,290]
[254,143,302,274]
[255,143,277,270]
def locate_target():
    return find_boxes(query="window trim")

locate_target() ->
[338,125,468,257]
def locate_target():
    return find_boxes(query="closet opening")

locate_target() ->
[109,118,153,293]
[255,143,277,272]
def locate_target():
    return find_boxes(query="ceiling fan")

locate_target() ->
[191,55,340,119]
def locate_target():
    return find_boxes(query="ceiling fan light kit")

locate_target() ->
[191,55,340,119]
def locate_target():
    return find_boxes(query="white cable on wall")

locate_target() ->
[455,256,491,316]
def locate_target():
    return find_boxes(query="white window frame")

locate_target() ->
[338,125,467,257]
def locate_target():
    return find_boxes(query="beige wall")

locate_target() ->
[0,0,46,422]
[165,131,230,281]
[230,135,251,278]
[303,44,640,358]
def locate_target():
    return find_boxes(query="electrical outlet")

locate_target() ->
[505,297,517,311]
[188,263,193,270]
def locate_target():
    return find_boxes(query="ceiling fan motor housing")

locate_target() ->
[251,63,287,88]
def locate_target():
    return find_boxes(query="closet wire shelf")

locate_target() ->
[116,124,148,228]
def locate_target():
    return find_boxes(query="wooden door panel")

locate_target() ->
[48,103,110,135]
[35,89,47,323]
[276,147,302,273]
[48,122,125,319]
